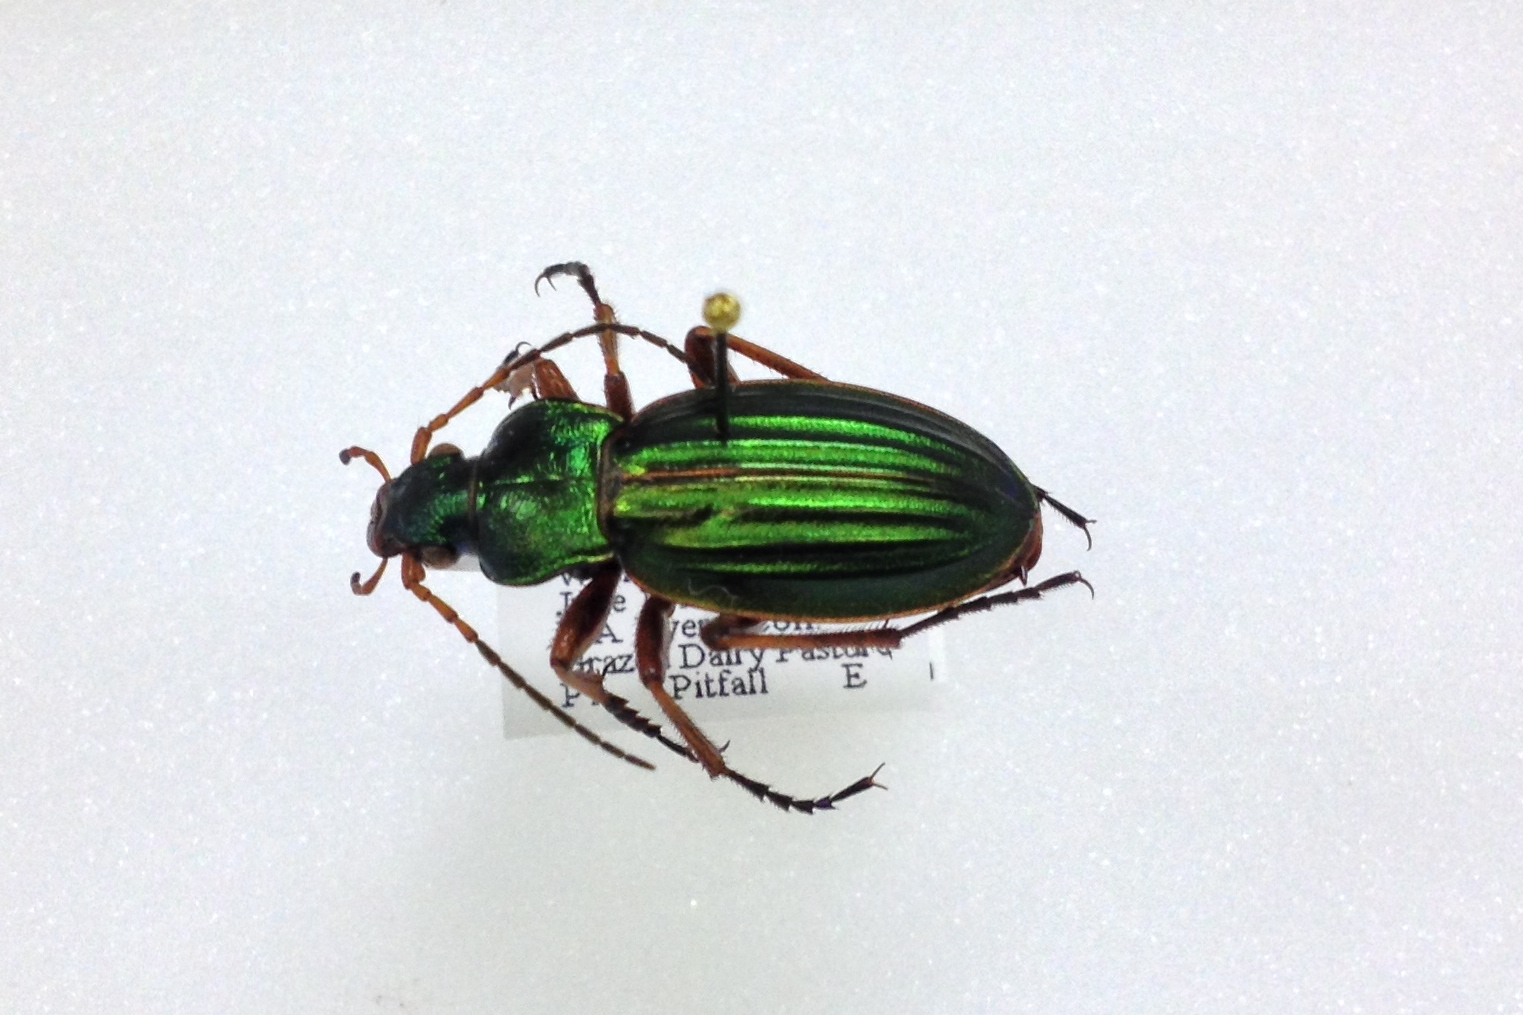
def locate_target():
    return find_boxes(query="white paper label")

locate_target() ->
[498,573,946,739]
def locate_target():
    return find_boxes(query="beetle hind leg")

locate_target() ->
[683,320,827,442]
[698,570,1093,656]
[683,329,826,386]
[893,571,1094,641]
[636,598,888,813]
[1032,485,1096,551]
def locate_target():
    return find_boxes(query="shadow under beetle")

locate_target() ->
[342,263,1093,812]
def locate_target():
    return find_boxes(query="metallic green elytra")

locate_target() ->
[606,382,1044,620]
[343,263,1093,813]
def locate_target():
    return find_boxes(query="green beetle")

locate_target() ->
[343,263,1092,812]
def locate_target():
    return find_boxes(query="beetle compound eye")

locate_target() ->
[420,545,461,569]
[364,485,392,558]
[427,443,462,460]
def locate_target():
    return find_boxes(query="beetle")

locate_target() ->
[342,263,1093,812]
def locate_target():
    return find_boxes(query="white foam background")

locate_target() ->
[4,4,1521,1012]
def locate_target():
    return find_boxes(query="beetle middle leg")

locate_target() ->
[534,261,635,418]
[683,328,825,387]
[635,596,887,813]
[683,325,827,439]
[634,596,727,774]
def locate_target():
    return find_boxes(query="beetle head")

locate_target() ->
[341,443,466,594]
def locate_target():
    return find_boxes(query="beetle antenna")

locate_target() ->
[397,557,655,772]
[408,322,694,464]
[341,446,397,595]
[351,558,388,596]
[339,445,392,482]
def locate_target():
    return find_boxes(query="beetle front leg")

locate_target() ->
[548,562,688,757]
[500,357,580,403]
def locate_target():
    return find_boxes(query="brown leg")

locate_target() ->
[500,357,580,403]
[683,326,828,440]
[683,327,826,383]
[701,614,903,652]
[548,562,691,759]
[635,596,887,813]
[537,263,635,416]
[393,555,654,771]
[635,596,727,774]
[681,327,738,390]
[406,264,692,462]
[701,572,1093,653]
[1032,486,1096,550]
[682,327,826,387]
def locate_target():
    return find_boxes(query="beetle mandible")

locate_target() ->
[342,263,1094,812]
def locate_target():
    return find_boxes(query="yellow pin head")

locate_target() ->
[703,292,742,333]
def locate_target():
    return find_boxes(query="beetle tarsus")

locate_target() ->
[721,762,887,814]
[600,692,697,761]
[534,261,603,309]
[1032,486,1095,550]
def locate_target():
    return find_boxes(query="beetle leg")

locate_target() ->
[393,556,655,772]
[410,323,689,462]
[698,572,1093,654]
[701,613,903,652]
[684,328,826,383]
[500,357,580,404]
[596,306,635,421]
[549,562,692,759]
[638,601,890,812]
[543,264,634,418]
[533,262,642,420]
[894,571,1094,639]
[407,263,692,462]
[681,328,741,389]
[635,596,728,774]
[684,326,828,440]
[533,261,604,306]
[1032,486,1096,550]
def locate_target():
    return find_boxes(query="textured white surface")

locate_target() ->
[4,4,1521,1012]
